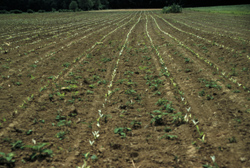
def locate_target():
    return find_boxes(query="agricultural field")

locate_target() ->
[0,8,250,168]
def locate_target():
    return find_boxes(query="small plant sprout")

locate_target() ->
[96,122,100,127]
[192,119,199,125]
[89,140,95,146]
[92,131,100,139]
[77,160,90,168]
[98,110,103,118]
[181,97,185,101]
[184,114,189,122]
[211,156,215,162]
[0,152,15,164]
[186,107,191,112]
[32,139,36,145]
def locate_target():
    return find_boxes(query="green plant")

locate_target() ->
[56,131,67,140]
[62,62,70,67]
[162,3,182,13]
[184,58,190,63]
[226,84,231,89]
[196,125,205,143]
[159,134,177,140]
[125,89,136,95]
[130,120,141,128]
[228,136,236,143]
[11,140,24,150]
[15,82,22,86]
[26,130,33,135]
[199,78,222,90]
[30,64,37,68]
[206,95,214,100]
[91,154,98,162]
[199,89,205,96]
[0,152,15,164]
[156,98,169,106]
[232,90,240,93]
[161,103,175,113]
[242,67,248,72]
[150,110,168,125]
[203,156,219,168]
[171,112,184,125]
[77,160,90,168]
[114,127,131,138]
[25,143,53,161]
[101,57,112,63]
[86,90,94,94]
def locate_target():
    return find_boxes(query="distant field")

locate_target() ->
[185,4,250,15]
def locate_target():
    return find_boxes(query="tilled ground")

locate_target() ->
[0,10,250,168]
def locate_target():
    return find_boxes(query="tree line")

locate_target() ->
[0,0,248,12]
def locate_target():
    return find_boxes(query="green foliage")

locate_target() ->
[130,120,141,128]
[150,110,168,125]
[11,140,24,150]
[101,57,112,63]
[114,127,131,138]
[199,78,222,90]
[56,131,67,140]
[228,136,236,143]
[159,134,177,140]
[125,89,136,95]
[186,4,250,15]
[199,89,205,96]
[0,10,9,14]
[69,1,78,11]
[206,95,214,100]
[38,10,46,13]
[10,10,22,14]
[78,0,94,10]
[62,62,70,67]
[162,3,182,14]
[91,154,98,162]
[25,143,53,160]
[0,152,15,164]
[27,9,34,13]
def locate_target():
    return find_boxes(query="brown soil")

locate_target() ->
[0,10,250,168]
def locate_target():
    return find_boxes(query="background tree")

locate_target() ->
[93,0,102,10]
[78,0,94,10]
[69,1,78,11]
[0,0,249,12]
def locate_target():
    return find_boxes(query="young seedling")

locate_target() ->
[92,131,100,139]
[0,152,15,164]
[196,125,206,143]
[56,131,67,140]
[159,134,177,140]
[150,110,168,125]
[89,140,95,146]
[114,127,131,138]
[25,143,53,161]
[11,140,24,150]
[130,120,142,128]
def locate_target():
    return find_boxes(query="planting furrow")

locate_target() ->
[155,14,250,58]
[66,13,143,168]
[0,13,129,53]
[171,12,250,37]
[0,14,133,87]
[0,13,138,131]
[0,13,141,168]
[165,14,250,45]
[147,13,250,168]
[150,15,250,93]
